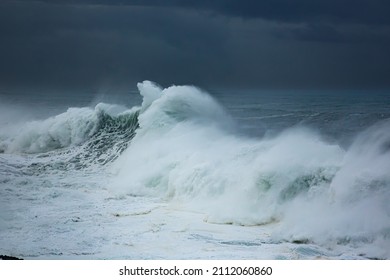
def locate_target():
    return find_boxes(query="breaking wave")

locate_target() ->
[111,81,390,258]
[1,81,389,258]
[0,103,139,171]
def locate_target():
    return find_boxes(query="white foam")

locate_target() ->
[2,81,388,259]
[0,102,134,154]
[137,80,163,111]
[110,81,390,258]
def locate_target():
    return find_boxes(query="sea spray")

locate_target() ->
[111,81,390,257]
[0,103,140,170]
[1,81,389,259]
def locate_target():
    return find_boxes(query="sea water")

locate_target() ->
[0,82,389,259]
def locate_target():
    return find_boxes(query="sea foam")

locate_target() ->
[110,81,390,258]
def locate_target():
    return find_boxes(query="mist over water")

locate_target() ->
[0,82,389,259]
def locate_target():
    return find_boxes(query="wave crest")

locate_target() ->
[111,81,390,258]
[0,103,139,157]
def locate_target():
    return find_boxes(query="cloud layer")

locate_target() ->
[1,0,389,91]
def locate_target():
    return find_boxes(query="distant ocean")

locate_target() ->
[0,81,389,259]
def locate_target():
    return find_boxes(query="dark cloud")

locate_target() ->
[0,0,389,92]
[25,0,390,25]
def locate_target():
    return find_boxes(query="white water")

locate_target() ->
[111,81,390,258]
[0,82,389,259]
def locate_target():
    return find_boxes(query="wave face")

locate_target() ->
[111,81,390,258]
[0,103,139,169]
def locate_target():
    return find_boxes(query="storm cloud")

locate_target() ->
[1,0,389,92]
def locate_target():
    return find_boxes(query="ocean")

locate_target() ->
[0,81,389,259]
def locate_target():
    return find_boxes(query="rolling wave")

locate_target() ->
[1,81,389,258]
[0,103,140,173]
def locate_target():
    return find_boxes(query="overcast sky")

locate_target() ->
[1,0,390,92]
